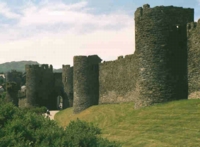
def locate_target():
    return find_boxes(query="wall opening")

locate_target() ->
[57,95,63,110]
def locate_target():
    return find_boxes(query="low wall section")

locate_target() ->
[99,54,138,104]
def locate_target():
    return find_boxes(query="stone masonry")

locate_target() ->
[23,4,200,113]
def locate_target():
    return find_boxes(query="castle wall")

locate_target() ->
[62,65,73,108]
[187,20,200,99]
[134,4,194,108]
[99,54,138,104]
[73,55,101,113]
[22,4,200,111]
[25,65,39,107]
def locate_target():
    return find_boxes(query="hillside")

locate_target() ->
[55,99,200,147]
[53,68,62,73]
[0,61,39,73]
[0,61,62,73]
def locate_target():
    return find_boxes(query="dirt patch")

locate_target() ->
[44,111,59,120]
[188,91,200,99]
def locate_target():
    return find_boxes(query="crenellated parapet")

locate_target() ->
[187,22,197,31]
[187,19,200,31]
[135,4,193,19]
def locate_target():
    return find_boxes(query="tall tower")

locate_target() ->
[73,55,101,113]
[25,65,40,107]
[134,4,194,108]
[25,64,55,108]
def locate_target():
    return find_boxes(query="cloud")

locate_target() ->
[0,1,135,69]
[17,1,131,29]
[0,2,21,19]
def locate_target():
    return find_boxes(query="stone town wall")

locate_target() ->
[187,20,200,99]
[24,4,200,112]
[99,54,138,104]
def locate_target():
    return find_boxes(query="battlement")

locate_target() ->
[135,4,194,21]
[187,19,200,31]
[25,64,39,69]
[25,64,53,71]
[88,55,102,64]
[74,55,101,67]
[62,65,71,69]
[118,56,124,60]
[100,54,135,65]
[40,64,53,70]
[187,22,197,30]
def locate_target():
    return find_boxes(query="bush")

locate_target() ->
[21,106,47,115]
[0,100,19,128]
[1,112,65,147]
[64,119,120,147]
[0,92,6,100]
[0,101,121,147]
[64,119,101,146]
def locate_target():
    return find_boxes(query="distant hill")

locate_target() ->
[0,61,39,73]
[0,61,63,73]
[53,68,62,73]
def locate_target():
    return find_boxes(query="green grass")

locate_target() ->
[55,99,200,147]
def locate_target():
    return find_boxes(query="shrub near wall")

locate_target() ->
[0,100,120,147]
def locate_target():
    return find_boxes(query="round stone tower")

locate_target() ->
[73,56,90,113]
[73,55,101,113]
[25,65,40,107]
[62,65,73,108]
[134,4,194,108]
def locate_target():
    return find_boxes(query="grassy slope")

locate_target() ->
[55,100,200,147]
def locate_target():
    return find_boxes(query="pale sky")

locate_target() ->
[0,0,200,69]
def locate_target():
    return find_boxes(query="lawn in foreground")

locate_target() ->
[55,99,200,147]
